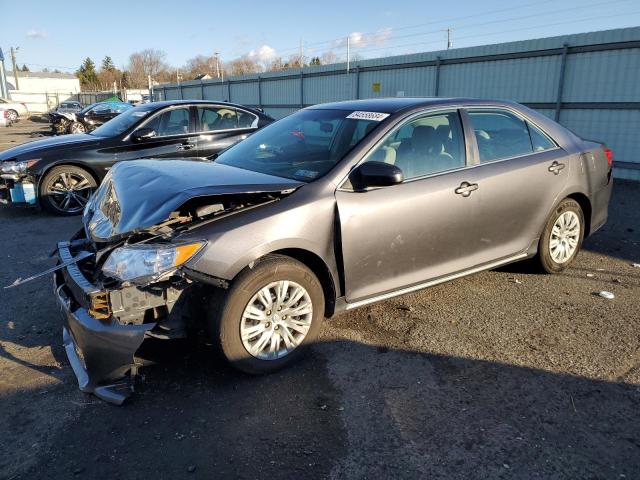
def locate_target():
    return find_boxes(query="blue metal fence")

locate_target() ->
[154,27,640,180]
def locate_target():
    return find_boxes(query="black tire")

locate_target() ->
[207,255,325,374]
[537,198,584,273]
[7,110,18,122]
[39,165,97,216]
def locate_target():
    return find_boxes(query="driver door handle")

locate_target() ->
[177,143,196,151]
[455,181,478,197]
[548,161,565,175]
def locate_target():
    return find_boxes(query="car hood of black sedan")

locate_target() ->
[85,159,304,241]
[0,134,100,161]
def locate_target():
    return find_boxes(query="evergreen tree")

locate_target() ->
[76,57,98,90]
[21,64,30,71]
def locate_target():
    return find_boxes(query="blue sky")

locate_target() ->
[3,0,640,71]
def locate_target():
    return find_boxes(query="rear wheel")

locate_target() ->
[537,198,584,273]
[7,109,18,122]
[208,255,324,374]
[39,165,97,215]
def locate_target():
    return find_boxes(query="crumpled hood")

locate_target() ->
[85,159,304,241]
[0,134,99,161]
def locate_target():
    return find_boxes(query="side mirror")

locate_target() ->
[349,161,404,190]
[131,127,156,142]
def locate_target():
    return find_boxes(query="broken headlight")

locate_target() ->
[1,159,40,174]
[102,242,205,282]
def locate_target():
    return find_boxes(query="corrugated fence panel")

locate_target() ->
[562,48,640,102]
[359,66,436,98]
[153,26,640,175]
[440,56,560,101]
[304,74,353,104]
[261,78,300,105]
[230,81,259,105]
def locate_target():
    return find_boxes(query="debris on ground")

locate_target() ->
[509,278,523,284]
[598,291,615,300]
[586,273,595,278]
[632,263,640,268]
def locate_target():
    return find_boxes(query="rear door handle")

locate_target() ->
[177,143,196,151]
[548,161,565,175]
[455,181,478,197]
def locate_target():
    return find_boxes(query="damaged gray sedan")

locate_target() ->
[52,98,612,404]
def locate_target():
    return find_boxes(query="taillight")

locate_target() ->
[2,111,7,119]
[604,147,613,168]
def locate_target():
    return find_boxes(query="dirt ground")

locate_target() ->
[1,122,639,479]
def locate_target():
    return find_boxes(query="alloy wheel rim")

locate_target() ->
[71,123,85,133]
[240,280,313,360]
[549,211,580,263]
[8,110,17,121]
[46,172,93,213]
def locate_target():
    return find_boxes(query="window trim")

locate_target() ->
[127,104,196,140]
[337,107,469,191]
[194,105,260,134]
[463,106,561,166]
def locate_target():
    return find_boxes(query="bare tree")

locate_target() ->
[127,49,169,88]
[227,57,261,76]
[183,54,217,79]
[321,51,338,65]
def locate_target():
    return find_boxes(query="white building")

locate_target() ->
[5,71,81,112]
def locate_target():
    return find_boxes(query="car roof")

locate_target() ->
[147,99,267,114]
[308,97,520,114]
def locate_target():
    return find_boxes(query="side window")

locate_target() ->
[364,110,466,180]
[528,122,556,152]
[468,109,533,162]
[196,107,238,132]
[146,107,190,136]
[92,104,111,114]
[237,110,258,129]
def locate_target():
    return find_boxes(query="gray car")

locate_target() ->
[50,97,612,404]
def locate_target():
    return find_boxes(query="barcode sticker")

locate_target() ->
[346,111,390,122]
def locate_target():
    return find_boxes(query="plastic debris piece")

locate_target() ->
[509,278,523,284]
[632,263,640,268]
[586,273,595,278]
[598,291,615,299]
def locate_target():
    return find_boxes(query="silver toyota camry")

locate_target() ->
[49,97,612,403]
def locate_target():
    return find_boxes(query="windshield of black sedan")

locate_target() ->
[90,105,154,137]
[216,109,384,181]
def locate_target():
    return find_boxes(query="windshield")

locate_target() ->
[216,109,383,181]
[90,105,155,137]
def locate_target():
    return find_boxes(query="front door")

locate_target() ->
[336,109,480,302]
[114,106,200,162]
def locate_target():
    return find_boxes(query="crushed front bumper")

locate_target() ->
[54,241,155,405]
[0,175,37,205]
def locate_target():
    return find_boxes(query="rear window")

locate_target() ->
[468,109,533,162]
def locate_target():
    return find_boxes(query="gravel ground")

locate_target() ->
[1,124,639,479]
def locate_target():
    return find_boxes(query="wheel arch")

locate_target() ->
[566,192,592,237]
[265,248,338,318]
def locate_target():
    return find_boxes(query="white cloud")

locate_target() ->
[247,44,277,62]
[26,29,47,40]
[334,28,393,49]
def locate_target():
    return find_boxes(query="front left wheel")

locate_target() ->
[208,255,325,374]
[39,165,97,215]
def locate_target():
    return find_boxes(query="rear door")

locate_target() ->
[194,106,259,157]
[114,105,200,162]
[457,107,570,265]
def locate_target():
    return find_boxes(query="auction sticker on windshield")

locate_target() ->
[346,111,390,121]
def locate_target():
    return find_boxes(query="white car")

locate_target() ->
[0,98,29,121]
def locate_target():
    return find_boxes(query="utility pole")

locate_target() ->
[10,46,19,90]
[214,52,220,78]
[299,39,304,68]
[446,28,453,49]
[347,35,350,73]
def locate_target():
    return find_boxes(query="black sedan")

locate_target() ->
[0,100,274,214]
